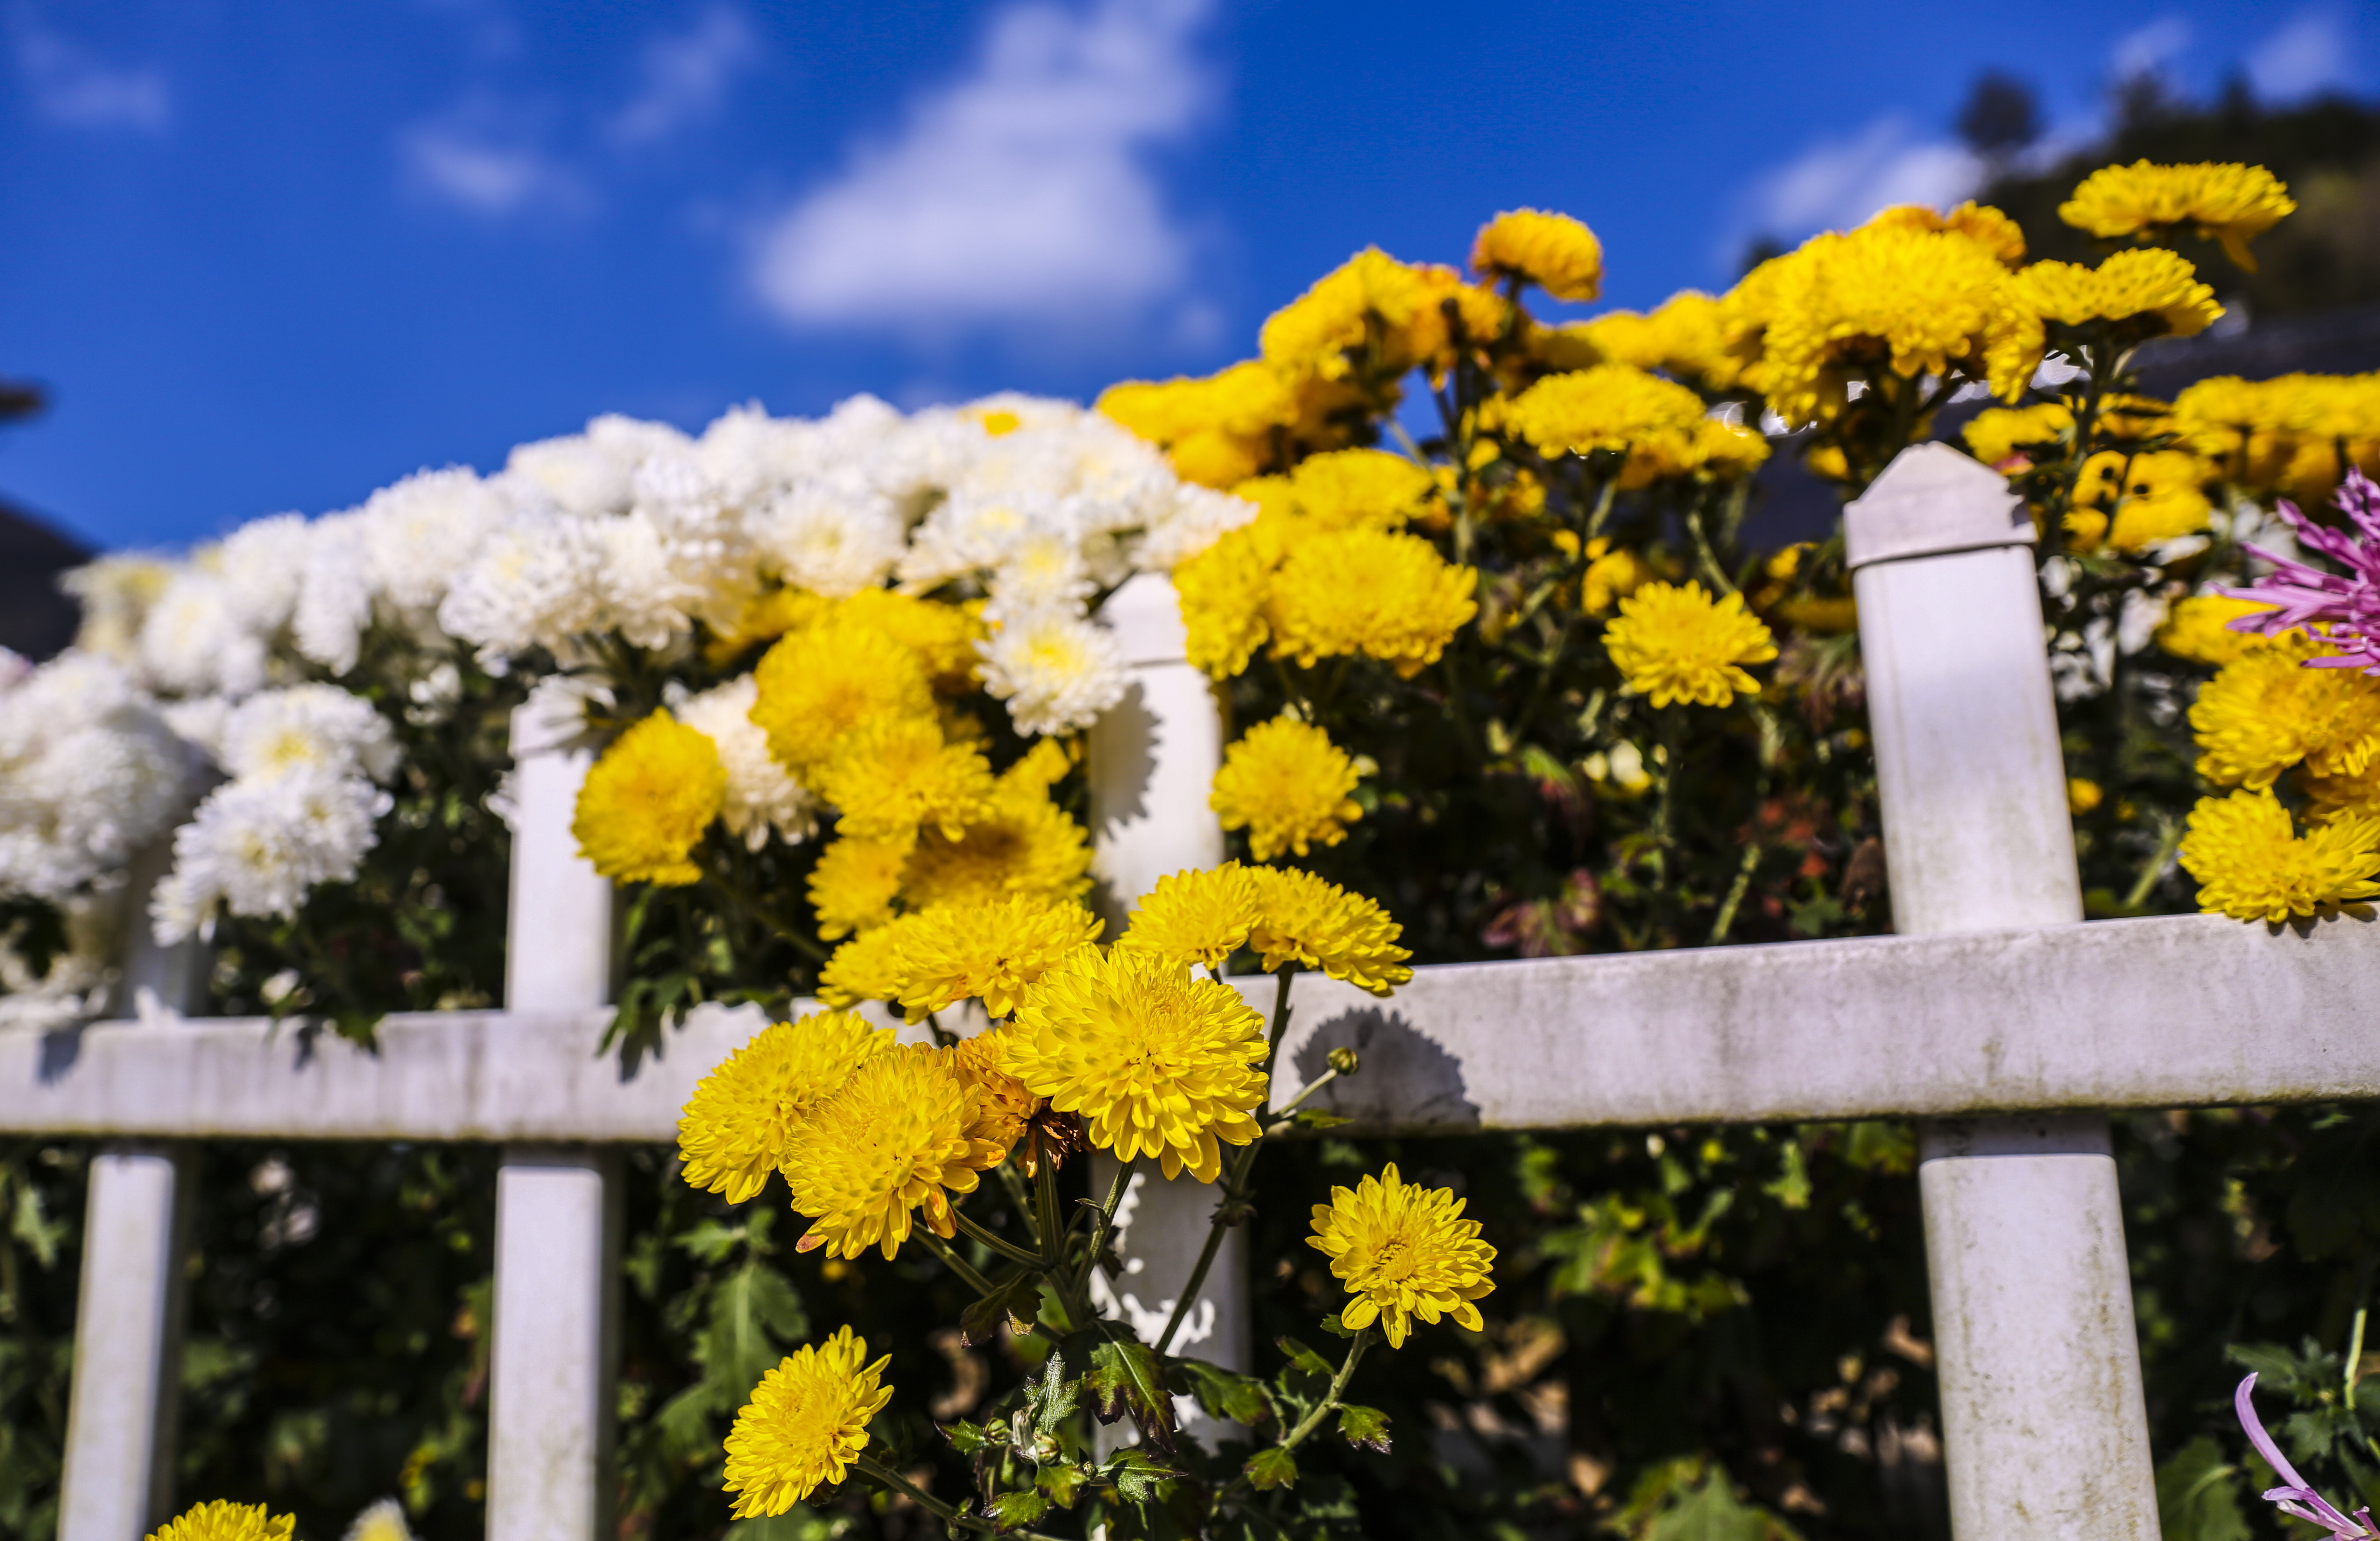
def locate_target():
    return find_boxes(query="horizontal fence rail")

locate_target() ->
[10,910,2379,1145]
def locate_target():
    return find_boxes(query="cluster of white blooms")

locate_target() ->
[10,390,1249,1020]
[0,649,199,901]
[150,685,400,943]
[431,394,1249,732]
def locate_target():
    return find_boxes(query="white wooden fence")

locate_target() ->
[10,442,2379,1541]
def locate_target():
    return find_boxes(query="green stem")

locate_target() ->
[1685,506,1736,596]
[1264,967,1297,1061]
[1075,1157,1137,1298]
[1034,1160,1065,1271]
[918,1230,998,1296]
[851,1455,1067,1541]
[950,1208,1044,1271]
[1264,1067,1343,1135]
[1220,1330,1375,1506]
[1707,842,1762,946]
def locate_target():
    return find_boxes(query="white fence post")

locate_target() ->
[487,683,622,1541]
[57,841,204,1541]
[1086,575,1251,1392]
[1847,443,2157,1541]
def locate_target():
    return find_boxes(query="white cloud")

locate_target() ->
[12,16,170,131]
[608,4,758,146]
[2247,9,2359,101]
[751,0,1215,335]
[2111,16,2192,82]
[398,97,585,215]
[1727,114,1982,256]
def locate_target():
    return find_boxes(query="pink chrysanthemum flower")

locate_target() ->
[2224,468,2380,675]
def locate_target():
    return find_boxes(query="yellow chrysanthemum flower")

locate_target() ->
[1281,447,1438,532]
[149,1502,296,1541]
[1243,865,1415,997]
[2067,777,2104,816]
[816,912,931,1009]
[812,716,995,846]
[2306,760,2380,820]
[807,836,909,941]
[2065,449,2214,552]
[1307,1164,1497,1349]
[572,710,726,886]
[1579,537,1652,615]
[1505,364,1711,487]
[751,617,936,774]
[2017,248,2222,339]
[784,1043,1003,1258]
[900,774,1093,911]
[2190,632,2380,790]
[1604,581,1778,708]
[677,1011,896,1203]
[1176,520,1284,678]
[1259,247,1449,385]
[2179,789,2380,923]
[2158,596,2281,667]
[951,1026,1037,1158]
[2170,371,2380,504]
[2058,160,2295,271]
[1732,220,2043,428]
[1268,529,1479,678]
[891,895,1103,1021]
[1006,946,1269,1183]
[1209,718,1365,862]
[838,589,989,693]
[1122,862,1262,968]
[1100,359,1300,490]
[1963,403,2074,467]
[1864,201,2030,265]
[1470,208,1605,302]
[722,1326,896,1517]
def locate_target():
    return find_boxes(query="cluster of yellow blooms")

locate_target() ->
[2172,616,2380,921]
[664,860,1491,1515]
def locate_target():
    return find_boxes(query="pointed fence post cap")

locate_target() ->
[1844,441,2032,571]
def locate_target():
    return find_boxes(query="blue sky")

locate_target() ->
[2,0,2370,552]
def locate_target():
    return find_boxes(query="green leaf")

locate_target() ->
[1336,1404,1391,1452]
[1291,1109,1352,1130]
[2155,1436,2251,1541]
[986,1489,1051,1533]
[697,1263,808,1401]
[1643,1467,1797,1541]
[1243,1446,1299,1491]
[1102,1447,1176,1503]
[1088,1335,1177,1454]
[1276,1335,1335,1380]
[1173,1359,1271,1427]
[961,1274,1045,1348]
[944,1420,990,1455]
[1036,1462,1090,1508]
[1316,1313,1358,1340]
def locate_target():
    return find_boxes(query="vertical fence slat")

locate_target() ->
[1848,442,2158,1541]
[58,841,204,1541]
[487,683,622,1541]
[1087,575,1251,1397]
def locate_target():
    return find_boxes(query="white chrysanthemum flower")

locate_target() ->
[362,466,510,612]
[160,695,232,760]
[342,1498,417,1541]
[977,605,1128,736]
[754,483,905,598]
[152,765,391,942]
[899,494,1070,591]
[216,514,313,637]
[866,410,993,522]
[293,511,375,676]
[676,675,816,849]
[631,456,758,626]
[438,510,609,663]
[986,529,1093,619]
[219,685,399,786]
[1138,483,1260,571]
[597,510,712,651]
[138,570,270,698]
[60,554,176,667]
[502,415,691,516]
[0,653,196,899]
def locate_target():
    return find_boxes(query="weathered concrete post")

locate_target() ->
[487,682,622,1541]
[1847,442,2157,1541]
[57,841,206,1541]
[1086,574,1251,1399]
